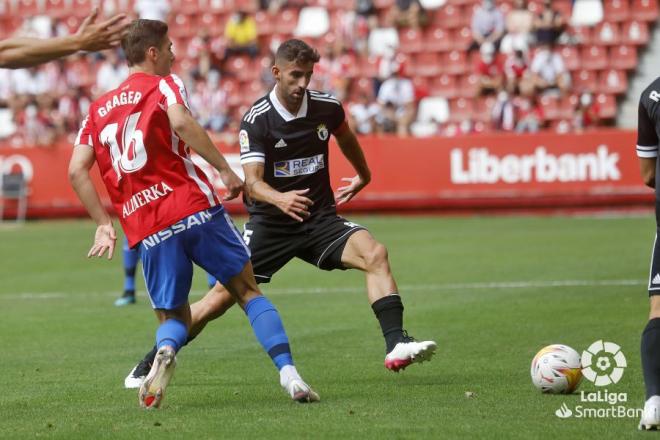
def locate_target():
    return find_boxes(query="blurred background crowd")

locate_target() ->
[0,0,655,148]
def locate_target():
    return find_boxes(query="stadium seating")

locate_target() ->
[0,0,657,139]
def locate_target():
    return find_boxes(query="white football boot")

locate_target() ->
[280,365,320,403]
[639,395,660,430]
[139,346,176,409]
[124,359,151,389]
[384,332,437,372]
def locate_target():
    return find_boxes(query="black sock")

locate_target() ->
[122,290,135,298]
[642,318,660,398]
[371,294,405,353]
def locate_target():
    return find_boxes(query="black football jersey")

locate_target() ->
[239,88,346,225]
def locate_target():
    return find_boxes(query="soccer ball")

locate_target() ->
[530,344,583,394]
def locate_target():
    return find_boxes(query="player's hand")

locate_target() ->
[219,169,244,201]
[276,188,314,222]
[88,223,117,259]
[335,175,370,205]
[75,8,129,52]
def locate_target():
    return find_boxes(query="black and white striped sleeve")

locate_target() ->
[637,98,659,158]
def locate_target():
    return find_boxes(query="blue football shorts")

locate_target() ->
[139,206,250,310]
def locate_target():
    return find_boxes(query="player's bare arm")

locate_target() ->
[640,158,656,189]
[243,162,313,222]
[334,124,372,205]
[68,145,117,259]
[166,103,243,200]
[0,8,128,69]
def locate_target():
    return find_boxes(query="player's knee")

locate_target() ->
[364,242,389,270]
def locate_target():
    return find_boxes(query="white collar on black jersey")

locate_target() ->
[269,86,308,121]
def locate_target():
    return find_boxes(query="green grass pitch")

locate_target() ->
[0,214,655,439]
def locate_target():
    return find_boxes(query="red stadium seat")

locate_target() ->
[630,0,659,21]
[451,26,473,51]
[399,28,424,53]
[435,4,465,28]
[45,0,68,17]
[429,74,459,99]
[539,95,560,121]
[553,0,573,20]
[424,26,453,52]
[593,22,621,45]
[175,0,202,14]
[558,94,578,119]
[358,55,380,78]
[350,76,375,100]
[572,69,598,92]
[412,52,443,76]
[603,0,630,22]
[448,98,475,122]
[580,45,608,70]
[16,0,40,14]
[373,0,395,7]
[170,14,194,38]
[222,78,242,107]
[609,44,637,70]
[443,50,468,75]
[473,96,496,122]
[596,93,617,118]
[209,0,235,12]
[275,9,298,35]
[571,26,593,45]
[558,45,580,71]
[457,74,479,98]
[599,69,628,94]
[255,11,275,36]
[622,19,650,45]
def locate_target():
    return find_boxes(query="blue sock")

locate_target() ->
[206,273,217,288]
[156,319,188,353]
[244,296,293,370]
[123,238,139,293]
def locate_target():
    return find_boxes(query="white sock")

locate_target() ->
[279,364,302,387]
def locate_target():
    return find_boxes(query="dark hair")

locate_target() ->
[275,39,321,65]
[121,19,169,67]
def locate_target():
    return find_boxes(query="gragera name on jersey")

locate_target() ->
[97,91,143,117]
[142,209,213,249]
[122,181,173,218]
[451,146,620,184]
[274,154,325,177]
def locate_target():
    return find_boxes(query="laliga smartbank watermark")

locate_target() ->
[555,340,642,419]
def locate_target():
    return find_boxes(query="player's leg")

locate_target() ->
[640,233,660,429]
[137,229,195,409]
[193,207,318,402]
[115,236,139,306]
[340,230,436,371]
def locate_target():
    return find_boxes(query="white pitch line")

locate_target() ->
[1,279,645,300]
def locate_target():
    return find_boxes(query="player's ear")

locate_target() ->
[272,64,280,81]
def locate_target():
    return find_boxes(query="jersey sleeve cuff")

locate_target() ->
[637,145,658,158]
[240,152,266,165]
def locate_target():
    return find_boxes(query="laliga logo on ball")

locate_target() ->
[581,340,627,386]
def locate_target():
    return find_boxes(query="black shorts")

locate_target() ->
[649,232,660,296]
[242,213,366,283]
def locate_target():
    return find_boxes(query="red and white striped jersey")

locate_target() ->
[75,72,221,247]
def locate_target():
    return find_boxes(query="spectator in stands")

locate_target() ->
[134,0,171,22]
[355,0,378,30]
[530,42,570,95]
[469,0,505,52]
[500,0,534,55]
[385,0,428,30]
[188,28,222,78]
[503,48,531,94]
[514,94,543,133]
[95,49,128,95]
[534,0,565,45]
[224,10,259,59]
[348,92,379,135]
[314,44,353,102]
[189,72,229,133]
[491,90,516,131]
[476,42,503,96]
[573,91,600,131]
[376,63,416,137]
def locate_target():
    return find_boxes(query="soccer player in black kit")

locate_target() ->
[637,78,660,430]
[124,39,436,392]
